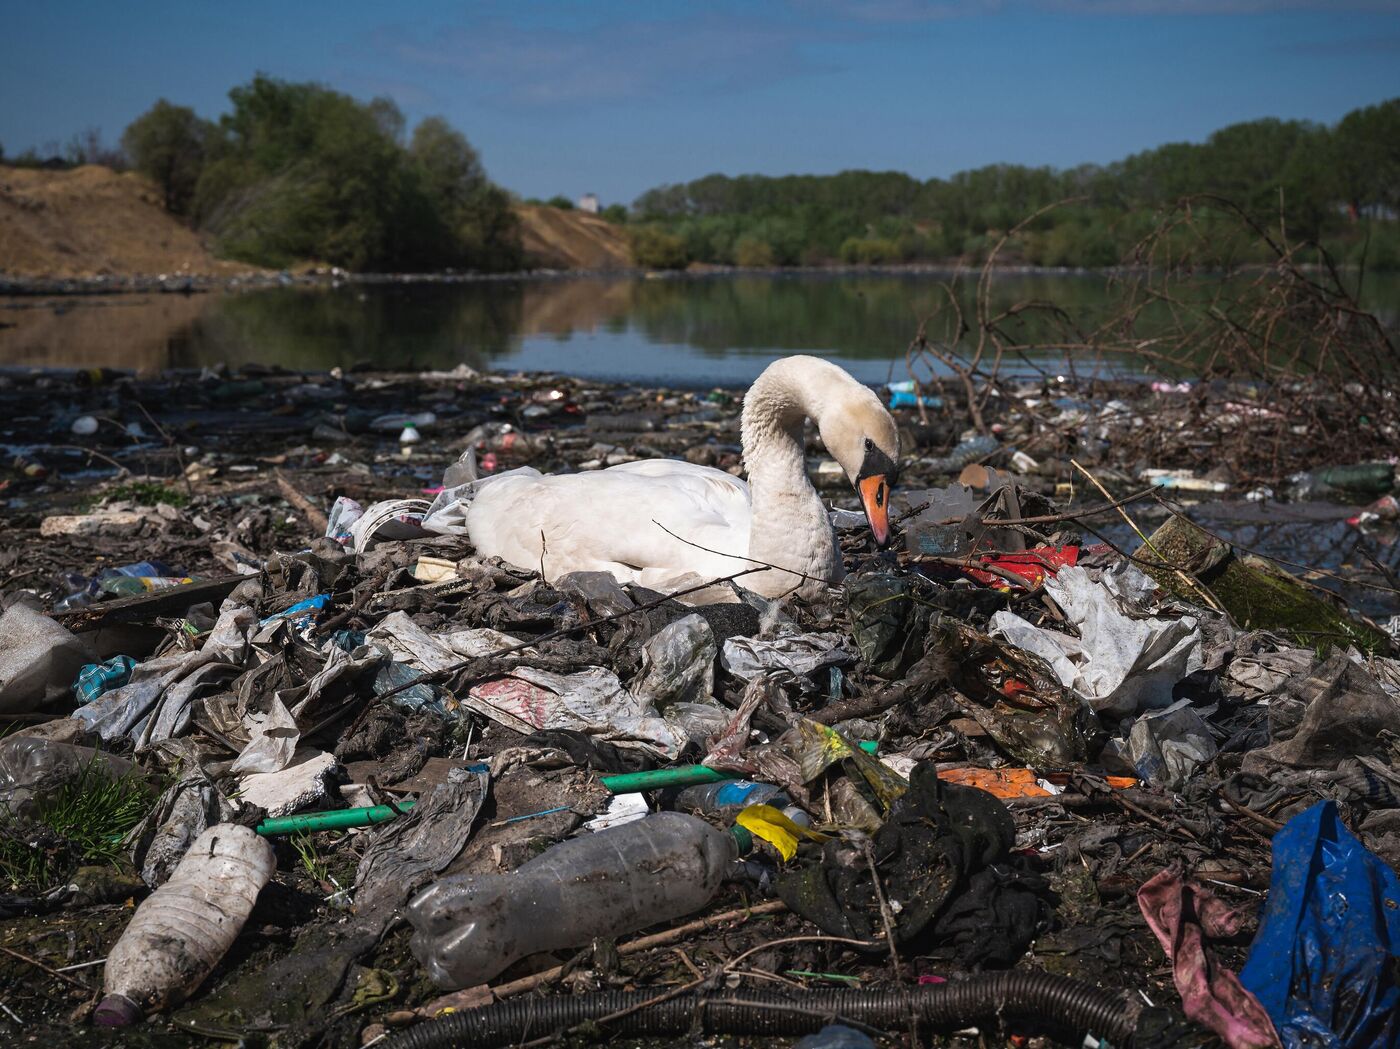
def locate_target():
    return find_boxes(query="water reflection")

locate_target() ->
[2,271,1397,385]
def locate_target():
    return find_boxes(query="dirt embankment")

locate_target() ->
[515,204,632,270]
[0,165,632,279]
[0,165,254,279]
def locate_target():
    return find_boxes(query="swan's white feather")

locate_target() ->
[465,460,757,590]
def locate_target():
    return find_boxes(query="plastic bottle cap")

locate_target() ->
[93,994,143,1027]
[728,824,754,856]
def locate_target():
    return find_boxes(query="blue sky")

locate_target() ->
[2,0,1398,205]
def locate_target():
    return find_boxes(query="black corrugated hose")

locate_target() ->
[380,971,1139,1049]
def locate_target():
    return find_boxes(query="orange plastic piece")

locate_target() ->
[938,767,1140,798]
[936,767,1052,798]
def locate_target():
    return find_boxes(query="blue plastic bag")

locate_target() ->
[1240,800,1400,1049]
[258,594,331,630]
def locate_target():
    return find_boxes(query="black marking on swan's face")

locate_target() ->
[858,438,899,486]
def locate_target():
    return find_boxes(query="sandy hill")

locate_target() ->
[0,165,631,278]
[516,204,632,270]
[0,164,249,279]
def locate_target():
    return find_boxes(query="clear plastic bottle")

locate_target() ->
[671,780,811,826]
[95,824,275,1025]
[408,812,746,989]
[98,575,193,596]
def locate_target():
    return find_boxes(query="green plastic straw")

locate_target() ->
[257,801,416,836]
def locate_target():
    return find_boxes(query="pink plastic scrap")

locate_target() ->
[1137,867,1279,1049]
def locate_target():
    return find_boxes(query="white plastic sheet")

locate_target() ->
[721,630,853,693]
[366,611,684,758]
[990,563,1203,718]
[0,602,95,713]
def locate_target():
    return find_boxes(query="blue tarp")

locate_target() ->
[1240,800,1400,1049]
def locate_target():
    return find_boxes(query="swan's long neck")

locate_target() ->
[741,362,841,597]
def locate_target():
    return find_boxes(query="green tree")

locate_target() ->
[186,75,520,272]
[1332,99,1400,219]
[122,100,210,214]
[406,116,521,270]
[630,226,689,269]
[734,236,774,267]
[410,117,485,211]
[546,194,575,210]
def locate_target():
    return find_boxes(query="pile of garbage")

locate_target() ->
[2,361,1400,1049]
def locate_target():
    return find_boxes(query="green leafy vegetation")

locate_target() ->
[0,762,152,892]
[102,480,190,508]
[629,225,690,270]
[290,832,330,885]
[631,99,1400,270]
[124,75,522,273]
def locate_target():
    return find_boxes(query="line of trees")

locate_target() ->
[627,99,1400,271]
[117,76,521,272]
[4,86,1396,274]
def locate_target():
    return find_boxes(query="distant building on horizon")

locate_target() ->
[578,193,600,214]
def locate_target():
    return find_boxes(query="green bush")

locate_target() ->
[630,225,689,269]
[733,236,775,267]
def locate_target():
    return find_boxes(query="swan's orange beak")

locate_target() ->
[858,474,892,547]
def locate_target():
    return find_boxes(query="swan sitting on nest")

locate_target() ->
[464,355,899,600]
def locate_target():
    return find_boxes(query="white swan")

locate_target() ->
[465,355,899,600]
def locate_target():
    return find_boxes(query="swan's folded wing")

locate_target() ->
[604,460,750,527]
[465,460,754,585]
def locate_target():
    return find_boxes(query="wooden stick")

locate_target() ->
[275,471,330,535]
[411,899,789,1018]
[0,945,89,989]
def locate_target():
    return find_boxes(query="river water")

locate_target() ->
[4,271,1398,384]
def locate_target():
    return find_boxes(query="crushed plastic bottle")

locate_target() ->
[1290,462,1397,500]
[98,576,194,597]
[407,811,747,989]
[0,736,137,815]
[95,824,275,1025]
[462,421,541,459]
[671,780,811,826]
[886,381,943,410]
[11,454,47,479]
[369,410,436,433]
[922,433,999,474]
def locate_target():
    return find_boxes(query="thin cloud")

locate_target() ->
[1279,32,1400,54]
[372,15,838,111]
[795,0,1002,20]
[800,0,1400,18]
[1043,0,1400,12]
